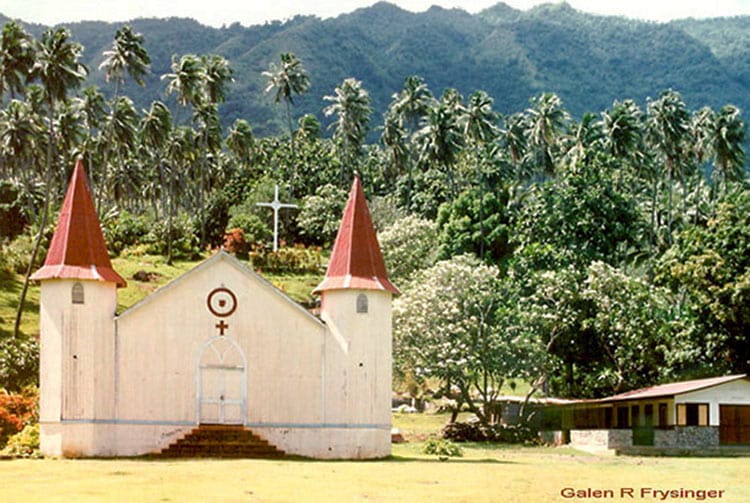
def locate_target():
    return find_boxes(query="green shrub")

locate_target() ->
[441,421,539,444]
[1,231,48,275]
[103,211,151,255]
[249,244,323,274]
[422,438,463,459]
[226,213,270,244]
[297,184,346,247]
[142,215,201,259]
[0,337,39,392]
[1,423,40,458]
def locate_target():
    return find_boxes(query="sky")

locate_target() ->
[2,0,750,28]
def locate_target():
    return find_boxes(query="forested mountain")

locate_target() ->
[2,2,749,136]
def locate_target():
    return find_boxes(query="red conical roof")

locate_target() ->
[313,176,399,295]
[31,159,126,287]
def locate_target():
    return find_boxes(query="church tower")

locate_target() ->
[32,159,126,457]
[313,176,399,455]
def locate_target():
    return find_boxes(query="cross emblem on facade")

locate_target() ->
[256,184,298,252]
[215,320,229,336]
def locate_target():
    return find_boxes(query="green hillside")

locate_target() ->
[2,2,749,137]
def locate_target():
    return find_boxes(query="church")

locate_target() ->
[31,159,399,459]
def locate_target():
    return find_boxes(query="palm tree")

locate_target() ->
[98,25,150,211]
[462,90,499,147]
[99,25,150,96]
[324,77,372,182]
[462,90,499,260]
[563,112,605,169]
[415,88,465,197]
[646,89,690,246]
[711,105,746,197]
[104,96,139,207]
[501,112,529,183]
[387,75,434,209]
[262,52,310,158]
[602,99,644,162]
[140,101,174,261]
[0,99,42,219]
[16,27,86,339]
[162,54,206,120]
[76,86,107,200]
[0,21,34,100]
[226,118,255,171]
[525,92,569,180]
[687,106,715,222]
[201,54,234,105]
[380,111,408,183]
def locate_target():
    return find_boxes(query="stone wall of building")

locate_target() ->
[654,426,719,448]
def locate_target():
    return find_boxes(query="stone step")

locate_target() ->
[155,425,286,459]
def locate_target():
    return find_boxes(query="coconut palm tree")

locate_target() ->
[0,99,42,219]
[462,90,499,147]
[99,25,150,96]
[262,52,310,158]
[105,96,139,207]
[0,21,34,100]
[201,54,233,105]
[140,101,174,261]
[711,105,746,197]
[380,111,408,183]
[388,75,434,208]
[226,118,255,171]
[415,88,465,197]
[16,27,87,339]
[75,86,107,200]
[162,54,206,120]
[646,89,690,246]
[324,77,372,183]
[501,112,529,183]
[462,90,499,260]
[563,112,605,169]
[525,92,569,181]
[98,25,150,211]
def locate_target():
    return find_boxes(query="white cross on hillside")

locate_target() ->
[256,185,298,252]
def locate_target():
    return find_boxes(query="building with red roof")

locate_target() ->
[34,170,397,460]
[550,374,750,453]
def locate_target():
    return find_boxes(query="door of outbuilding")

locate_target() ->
[719,405,750,445]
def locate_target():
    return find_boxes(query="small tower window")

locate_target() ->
[71,282,84,304]
[356,293,368,314]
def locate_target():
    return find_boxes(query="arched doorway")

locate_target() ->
[197,337,247,424]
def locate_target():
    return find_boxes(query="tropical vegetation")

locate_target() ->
[0,12,748,438]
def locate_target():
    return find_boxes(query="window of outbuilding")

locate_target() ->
[71,282,84,304]
[356,294,368,314]
[677,403,709,426]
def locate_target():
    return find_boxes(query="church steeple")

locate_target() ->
[31,158,126,287]
[313,176,399,295]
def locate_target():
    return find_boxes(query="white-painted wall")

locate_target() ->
[38,279,118,457]
[39,253,394,459]
[676,379,750,426]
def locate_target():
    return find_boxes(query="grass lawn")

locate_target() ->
[0,436,747,502]
[0,414,747,502]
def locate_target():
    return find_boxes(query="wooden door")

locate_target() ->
[719,405,750,445]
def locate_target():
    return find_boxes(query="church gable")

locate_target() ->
[117,251,323,329]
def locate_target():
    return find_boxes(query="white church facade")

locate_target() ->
[32,160,399,459]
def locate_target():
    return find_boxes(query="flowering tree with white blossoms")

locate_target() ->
[394,254,547,424]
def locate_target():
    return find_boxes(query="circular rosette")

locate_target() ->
[206,287,237,317]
